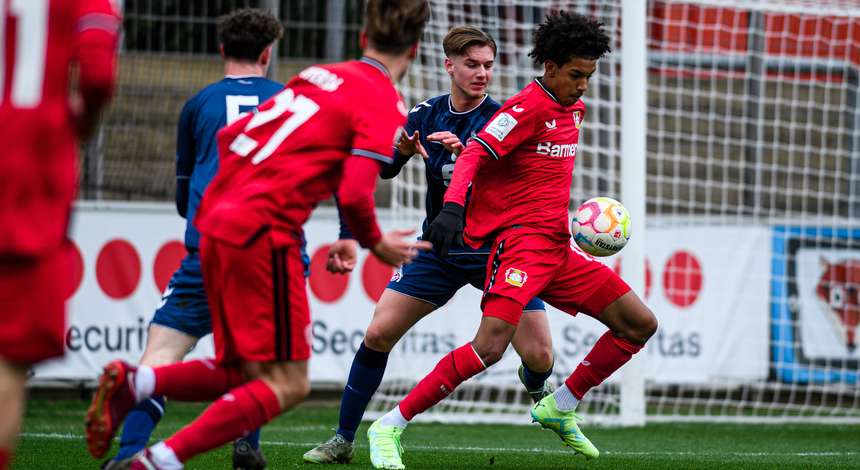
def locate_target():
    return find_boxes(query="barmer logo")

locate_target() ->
[536,142,577,158]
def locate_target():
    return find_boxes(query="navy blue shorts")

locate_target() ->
[386,249,545,311]
[151,251,212,338]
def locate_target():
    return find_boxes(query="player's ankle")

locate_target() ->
[134,365,156,402]
[379,406,409,428]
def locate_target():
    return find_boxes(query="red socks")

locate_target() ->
[399,343,486,420]
[164,379,281,462]
[565,331,644,399]
[154,359,246,401]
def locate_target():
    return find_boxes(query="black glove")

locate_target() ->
[423,202,465,257]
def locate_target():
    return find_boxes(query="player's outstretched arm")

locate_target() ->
[381,130,429,179]
[426,131,465,156]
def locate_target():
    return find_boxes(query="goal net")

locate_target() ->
[375,0,860,425]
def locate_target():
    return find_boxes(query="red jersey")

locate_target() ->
[196,58,406,249]
[0,0,120,257]
[445,79,585,247]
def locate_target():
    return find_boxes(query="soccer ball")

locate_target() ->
[571,197,631,257]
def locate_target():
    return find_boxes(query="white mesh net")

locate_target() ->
[374,0,860,425]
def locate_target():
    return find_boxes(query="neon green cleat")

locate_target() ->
[530,394,599,459]
[367,419,405,469]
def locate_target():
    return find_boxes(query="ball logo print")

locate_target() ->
[571,196,631,257]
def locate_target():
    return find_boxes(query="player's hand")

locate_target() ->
[427,131,465,156]
[371,229,432,267]
[326,239,359,274]
[422,202,465,257]
[395,130,429,161]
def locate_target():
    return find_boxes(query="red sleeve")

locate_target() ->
[442,139,493,206]
[75,0,121,109]
[336,156,383,249]
[351,88,405,165]
[472,99,535,160]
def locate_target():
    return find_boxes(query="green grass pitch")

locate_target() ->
[14,398,860,469]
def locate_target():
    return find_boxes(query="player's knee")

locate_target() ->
[267,373,310,407]
[363,324,396,352]
[626,307,658,344]
[523,347,554,372]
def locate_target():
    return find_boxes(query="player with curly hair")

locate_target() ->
[367,11,657,468]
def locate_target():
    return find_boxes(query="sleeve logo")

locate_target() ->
[485,112,518,142]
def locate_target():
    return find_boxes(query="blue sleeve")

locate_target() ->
[380,108,421,180]
[334,195,355,240]
[175,98,196,218]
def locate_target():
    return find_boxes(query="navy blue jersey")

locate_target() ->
[176,76,283,249]
[382,94,500,253]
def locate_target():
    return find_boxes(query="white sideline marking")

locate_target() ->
[19,433,860,457]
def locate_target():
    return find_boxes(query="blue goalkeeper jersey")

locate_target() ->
[176,76,283,249]
[381,93,500,254]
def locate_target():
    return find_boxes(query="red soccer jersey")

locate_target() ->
[196,58,406,249]
[0,0,120,257]
[447,79,585,247]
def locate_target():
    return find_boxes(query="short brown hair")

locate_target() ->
[218,8,284,62]
[364,0,430,54]
[443,26,497,58]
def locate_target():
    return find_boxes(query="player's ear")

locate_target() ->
[259,45,272,67]
[359,30,368,50]
[544,60,558,78]
[219,44,226,59]
[408,42,419,60]
[444,57,454,76]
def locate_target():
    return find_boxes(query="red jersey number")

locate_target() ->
[228,88,320,165]
[0,0,49,108]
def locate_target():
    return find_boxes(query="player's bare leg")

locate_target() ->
[511,311,555,402]
[533,291,656,459]
[0,358,28,467]
[139,325,198,367]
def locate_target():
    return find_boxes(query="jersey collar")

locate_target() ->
[447,93,489,115]
[360,56,391,80]
[533,77,561,104]
[224,74,264,79]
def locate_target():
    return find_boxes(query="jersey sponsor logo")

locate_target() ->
[545,119,557,130]
[511,104,525,113]
[536,141,577,158]
[573,110,583,129]
[298,66,344,92]
[505,268,528,287]
[485,112,518,142]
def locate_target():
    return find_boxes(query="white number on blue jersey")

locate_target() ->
[225,95,260,124]
[0,0,49,107]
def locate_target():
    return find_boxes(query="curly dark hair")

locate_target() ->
[217,8,284,62]
[529,11,611,66]
[364,0,430,54]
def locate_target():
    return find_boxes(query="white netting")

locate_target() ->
[375,0,860,425]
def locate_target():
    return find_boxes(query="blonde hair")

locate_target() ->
[442,26,497,58]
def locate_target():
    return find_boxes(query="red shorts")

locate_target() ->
[0,244,72,364]
[201,233,311,365]
[482,230,631,325]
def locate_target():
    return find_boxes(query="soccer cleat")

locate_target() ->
[86,360,139,459]
[100,457,133,470]
[367,419,405,469]
[233,439,267,470]
[125,449,166,470]
[518,365,556,403]
[303,434,354,464]
[530,394,599,459]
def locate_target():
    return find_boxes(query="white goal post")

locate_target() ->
[375,0,860,425]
